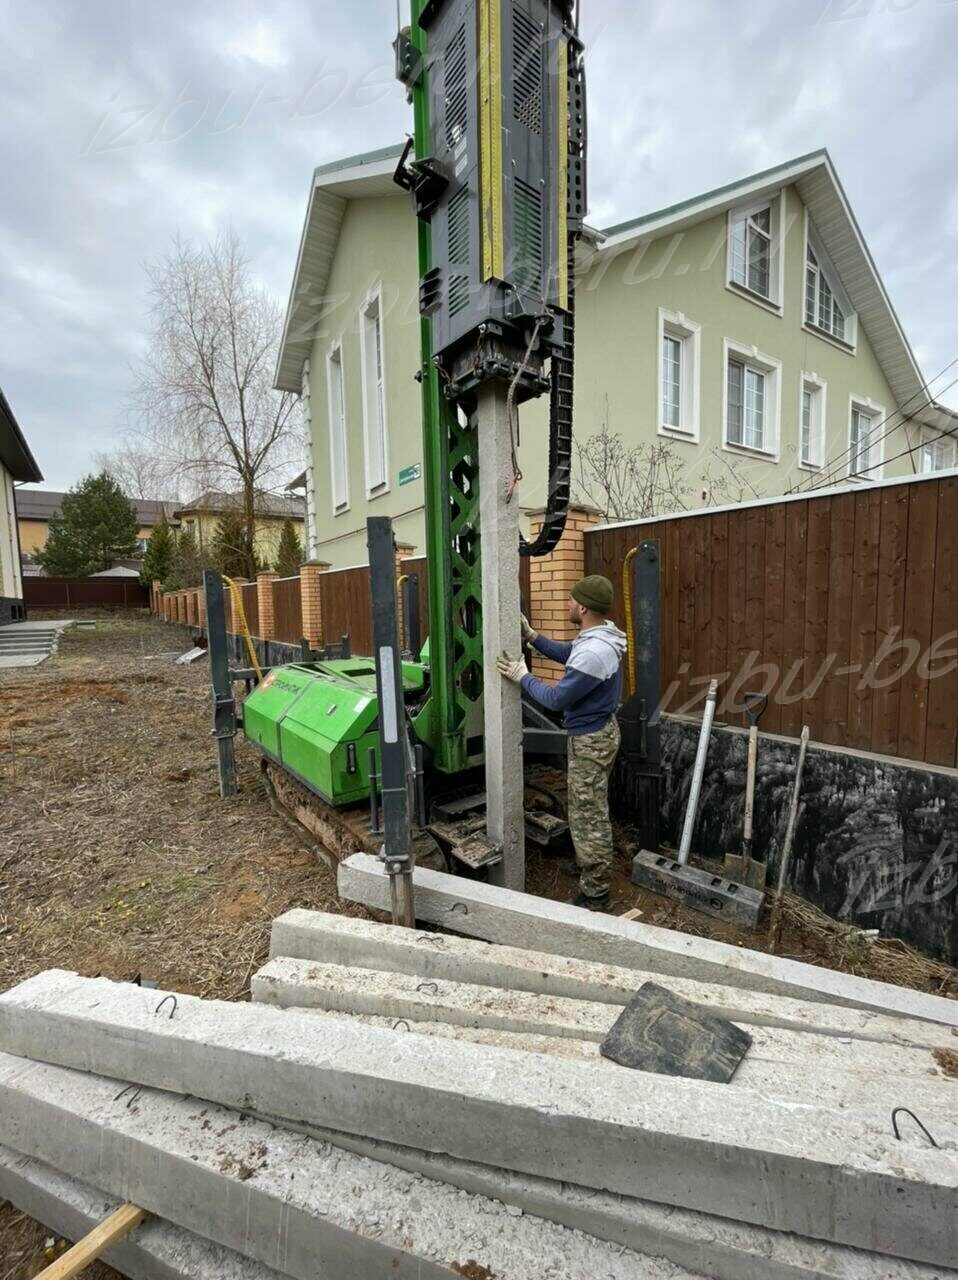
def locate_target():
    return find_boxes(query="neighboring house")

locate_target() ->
[173,490,306,567]
[275,146,957,568]
[1,389,43,623]
[16,490,176,565]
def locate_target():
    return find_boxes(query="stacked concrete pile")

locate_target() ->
[0,857,954,1279]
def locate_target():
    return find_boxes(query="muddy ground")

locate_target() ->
[1,608,954,1275]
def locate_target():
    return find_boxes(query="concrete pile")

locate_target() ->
[0,859,953,1279]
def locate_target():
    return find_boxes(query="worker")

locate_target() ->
[497,575,626,911]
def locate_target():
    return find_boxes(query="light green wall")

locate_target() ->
[306,185,923,566]
[307,196,426,567]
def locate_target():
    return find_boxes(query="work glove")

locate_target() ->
[520,612,536,643]
[497,652,529,684]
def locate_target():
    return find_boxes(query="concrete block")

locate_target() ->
[0,1146,280,1280]
[270,908,953,1049]
[253,956,957,1118]
[1,971,956,1266]
[260,1119,958,1280]
[0,1054,697,1280]
[631,850,765,928]
[337,854,958,1027]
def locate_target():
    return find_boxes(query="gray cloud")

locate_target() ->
[2,0,955,490]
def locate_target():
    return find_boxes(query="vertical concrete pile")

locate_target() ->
[0,872,954,1279]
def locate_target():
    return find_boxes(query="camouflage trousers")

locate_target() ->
[567,716,621,898]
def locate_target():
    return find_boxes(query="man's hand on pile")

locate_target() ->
[497,652,529,684]
[520,613,536,643]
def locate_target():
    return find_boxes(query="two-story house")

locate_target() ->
[275,146,956,567]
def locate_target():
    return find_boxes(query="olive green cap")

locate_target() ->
[571,574,614,614]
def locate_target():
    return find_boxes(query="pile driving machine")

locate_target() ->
[207,0,588,913]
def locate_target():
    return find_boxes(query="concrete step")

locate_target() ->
[269,908,952,1049]
[0,1054,698,1280]
[337,854,958,1028]
[0,970,955,1267]
[0,1147,281,1280]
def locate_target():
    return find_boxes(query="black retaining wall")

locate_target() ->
[614,717,958,965]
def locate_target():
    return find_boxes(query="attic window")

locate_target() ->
[806,246,845,341]
[727,194,784,308]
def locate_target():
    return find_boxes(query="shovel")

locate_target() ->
[724,691,768,889]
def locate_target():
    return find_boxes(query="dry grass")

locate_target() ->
[0,609,363,1277]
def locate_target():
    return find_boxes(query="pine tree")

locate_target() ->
[173,528,202,588]
[140,515,176,587]
[209,511,253,579]
[274,519,303,577]
[36,473,139,576]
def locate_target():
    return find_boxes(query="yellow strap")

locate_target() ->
[622,547,638,697]
[222,575,263,683]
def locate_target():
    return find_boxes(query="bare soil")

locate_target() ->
[0,608,954,1276]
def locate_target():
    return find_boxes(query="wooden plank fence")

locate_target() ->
[25,576,149,609]
[272,576,302,645]
[585,473,958,768]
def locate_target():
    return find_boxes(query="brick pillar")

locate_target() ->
[186,590,198,626]
[300,561,330,649]
[224,579,246,635]
[527,504,601,684]
[257,572,279,640]
[162,592,171,621]
[151,580,161,613]
[173,591,183,624]
[197,585,207,628]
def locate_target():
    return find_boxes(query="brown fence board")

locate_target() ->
[24,577,149,609]
[780,501,809,739]
[240,582,259,638]
[321,566,373,654]
[845,489,881,751]
[762,502,787,735]
[585,474,958,768]
[926,476,958,767]
[273,576,302,646]
[823,495,856,747]
[871,485,910,756]
[898,480,939,761]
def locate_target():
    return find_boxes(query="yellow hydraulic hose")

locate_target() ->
[622,547,638,696]
[221,575,263,683]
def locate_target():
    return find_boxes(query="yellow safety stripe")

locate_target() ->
[478,0,504,281]
[557,37,569,310]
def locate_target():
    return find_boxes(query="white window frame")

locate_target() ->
[798,371,827,470]
[326,340,350,515]
[919,429,957,474]
[803,214,857,351]
[656,308,701,442]
[359,285,390,499]
[722,338,782,459]
[847,394,886,482]
[726,191,785,313]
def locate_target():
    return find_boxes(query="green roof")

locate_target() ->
[313,143,405,182]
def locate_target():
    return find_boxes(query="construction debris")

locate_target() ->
[0,885,956,1278]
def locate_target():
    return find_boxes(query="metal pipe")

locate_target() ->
[676,679,718,867]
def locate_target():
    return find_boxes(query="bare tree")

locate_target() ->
[572,425,694,520]
[93,438,180,501]
[129,229,299,576]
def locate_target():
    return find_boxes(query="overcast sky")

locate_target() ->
[3,0,956,492]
